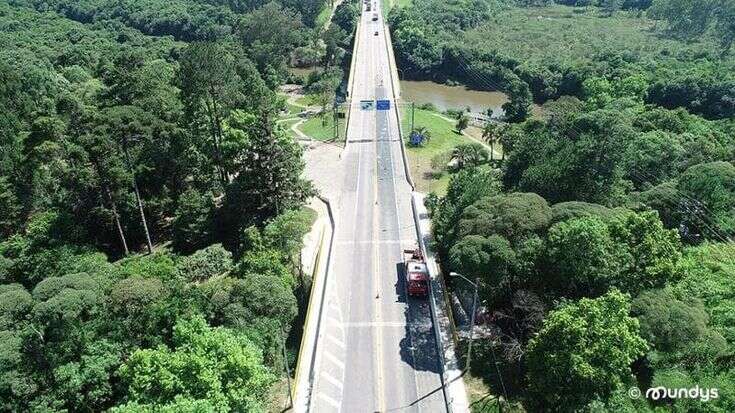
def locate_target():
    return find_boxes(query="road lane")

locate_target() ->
[309,1,446,411]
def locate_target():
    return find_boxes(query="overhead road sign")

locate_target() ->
[376,99,390,110]
[360,100,375,110]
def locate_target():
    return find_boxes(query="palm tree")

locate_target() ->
[451,143,489,169]
[456,113,470,134]
[481,122,497,161]
[410,126,431,146]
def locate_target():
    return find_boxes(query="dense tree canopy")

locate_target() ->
[421,1,735,411]
[0,0,328,409]
[526,290,647,410]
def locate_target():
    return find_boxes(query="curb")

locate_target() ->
[411,194,452,412]
[341,7,363,156]
[411,193,471,413]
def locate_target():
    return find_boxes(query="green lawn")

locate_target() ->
[276,93,306,121]
[295,95,318,107]
[278,118,301,139]
[286,103,303,116]
[400,106,475,194]
[299,113,344,141]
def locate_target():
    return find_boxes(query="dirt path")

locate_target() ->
[321,0,344,31]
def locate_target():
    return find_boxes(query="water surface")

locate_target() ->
[400,80,509,117]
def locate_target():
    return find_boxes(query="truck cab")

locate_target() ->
[404,249,429,297]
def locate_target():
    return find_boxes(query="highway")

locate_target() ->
[308,1,447,411]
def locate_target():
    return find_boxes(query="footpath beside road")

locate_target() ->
[412,192,471,413]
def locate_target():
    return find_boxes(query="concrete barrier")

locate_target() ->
[411,193,471,413]
[342,9,363,146]
[293,196,336,412]
[383,23,414,190]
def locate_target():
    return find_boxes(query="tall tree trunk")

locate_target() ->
[93,158,130,255]
[207,88,229,187]
[131,174,153,254]
[490,142,494,161]
[105,185,129,256]
[122,141,154,254]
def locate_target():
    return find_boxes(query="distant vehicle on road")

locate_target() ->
[372,13,378,21]
[404,248,429,297]
[374,31,379,36]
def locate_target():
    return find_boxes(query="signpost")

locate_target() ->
[360,100,375,110]
[376,99,391,110]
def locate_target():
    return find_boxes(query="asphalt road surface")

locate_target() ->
[308,2,446,412]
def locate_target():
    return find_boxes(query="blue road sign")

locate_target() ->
[376,99,391,110]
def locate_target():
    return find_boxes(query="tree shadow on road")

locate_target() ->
[395,262,441,374]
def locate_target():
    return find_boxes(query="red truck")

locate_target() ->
[404,248,429,297]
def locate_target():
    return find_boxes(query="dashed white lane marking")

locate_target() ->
[321,371,345,390]
[325,352,346,370]
[318,392,341,408]
[335,239,414,245]
[327,334,346,349]
[337,321,434,328]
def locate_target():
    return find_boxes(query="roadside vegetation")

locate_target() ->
[389,0,735,122]
[0,0,344,410]
[394,0,735,411]
[401,105,483,194]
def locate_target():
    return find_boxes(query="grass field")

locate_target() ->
[295,95,319,107]
[400,106,476,194]
[299,113,345,141]
[464,5,735,75]
[314,1,333,29]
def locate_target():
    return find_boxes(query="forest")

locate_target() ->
[0,0,352,410]
[395,0,735,411]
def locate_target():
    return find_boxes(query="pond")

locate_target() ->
[399,80,510,117]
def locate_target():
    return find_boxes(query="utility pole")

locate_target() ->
[122,135,153,254]
[411,101,415,133]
